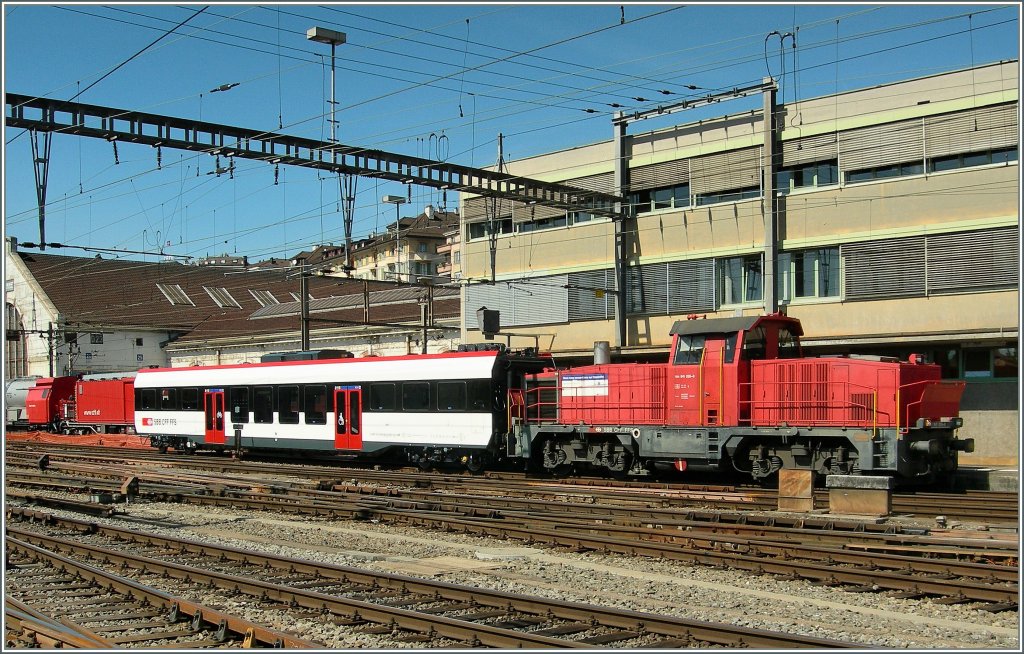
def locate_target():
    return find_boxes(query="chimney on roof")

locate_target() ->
[8,237,17,253]
[424,204,435,220]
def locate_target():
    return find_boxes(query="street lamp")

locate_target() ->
[382,195,406,282]
[306,26,355,271]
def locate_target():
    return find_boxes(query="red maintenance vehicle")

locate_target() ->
[513,314,971,482]
[19,375,136,434]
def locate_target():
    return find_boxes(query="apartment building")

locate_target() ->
[459,61,1019,464]
[349,208,458,283]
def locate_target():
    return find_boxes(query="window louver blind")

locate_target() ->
[690,147,762,195]
[464,276,568,328]
[667,258,716,312]
[565,171,616,195]
[568,269,613,321]
[627,263,668,315]
[839,119,923,170]
[629,159,690,191]
[927,226,1018,293]
[782,133,839,167]
[842,236,926,300]
[924,102,1018,159]
[462,196,512,222]
[511,200,564,224]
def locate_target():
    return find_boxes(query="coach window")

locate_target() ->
[349,392,360,434]
[159,388,178,410]
[304,385,327,424]
[403,382,431,411]
[253,386,274,423]
[437,381,467,411]
[180,388,200,411]
[467,380,492,411]
[137,388,158,410]
[369,383,396,411]
[278,386,300,424]
[230,387,250,423]
[673,335,705,365]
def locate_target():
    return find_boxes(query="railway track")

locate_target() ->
[6,467,1019,611]
[4,534,315,648]
[5,442,1018,522]
[5,509,856,649]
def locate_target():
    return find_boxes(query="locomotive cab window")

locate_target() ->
[742,328,767,360]
[253,386,274,423]
[229,387,250,423]
[673,335,706,365]
[304,385,327,424]
[278,386,300,424]
[180,388,200,411]
[778,328,801,359]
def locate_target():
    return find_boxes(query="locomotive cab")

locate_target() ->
[667,314,803,428]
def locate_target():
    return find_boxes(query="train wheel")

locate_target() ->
[158,445,168,454]
[465,455,486,474]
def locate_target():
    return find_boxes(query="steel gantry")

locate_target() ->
[5,93,624,224]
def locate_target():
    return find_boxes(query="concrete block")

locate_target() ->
[825,474,894,490]
[829,488,892,516]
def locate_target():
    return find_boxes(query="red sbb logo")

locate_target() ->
[142,418,154,426]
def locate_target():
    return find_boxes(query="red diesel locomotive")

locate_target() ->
[513,314,971,481]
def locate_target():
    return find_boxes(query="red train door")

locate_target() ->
[334,386,363,450]
[203,390,226,444]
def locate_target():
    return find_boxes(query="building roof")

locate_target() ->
[15,251,460,345]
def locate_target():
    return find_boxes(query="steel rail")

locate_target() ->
[365,508,1020,605]
[5,598,113,649]
[6,512,858,649]
[5,536,318,648]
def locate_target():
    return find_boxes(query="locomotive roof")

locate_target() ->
[669,315,803,337]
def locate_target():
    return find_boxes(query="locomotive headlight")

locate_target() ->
[924,419,932,428]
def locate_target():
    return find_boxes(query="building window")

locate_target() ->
[929,146,1018,173]
[964,346,1018,379]
[467,218,514,241]
[90,333,104,345]
[418,242,428,253]
[695,186,759,206]
[204,286,242,309]
[630,184,690,214]
[135,337,144,346]
[719,255,762,305]
[779,247,840,301]
[156,283,194,306]
[250,289,280,307]
[517,215,568,233]
[845,160,924,184]
[776,160,838,194]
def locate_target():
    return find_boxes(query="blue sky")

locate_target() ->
[3,3,1019,263]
